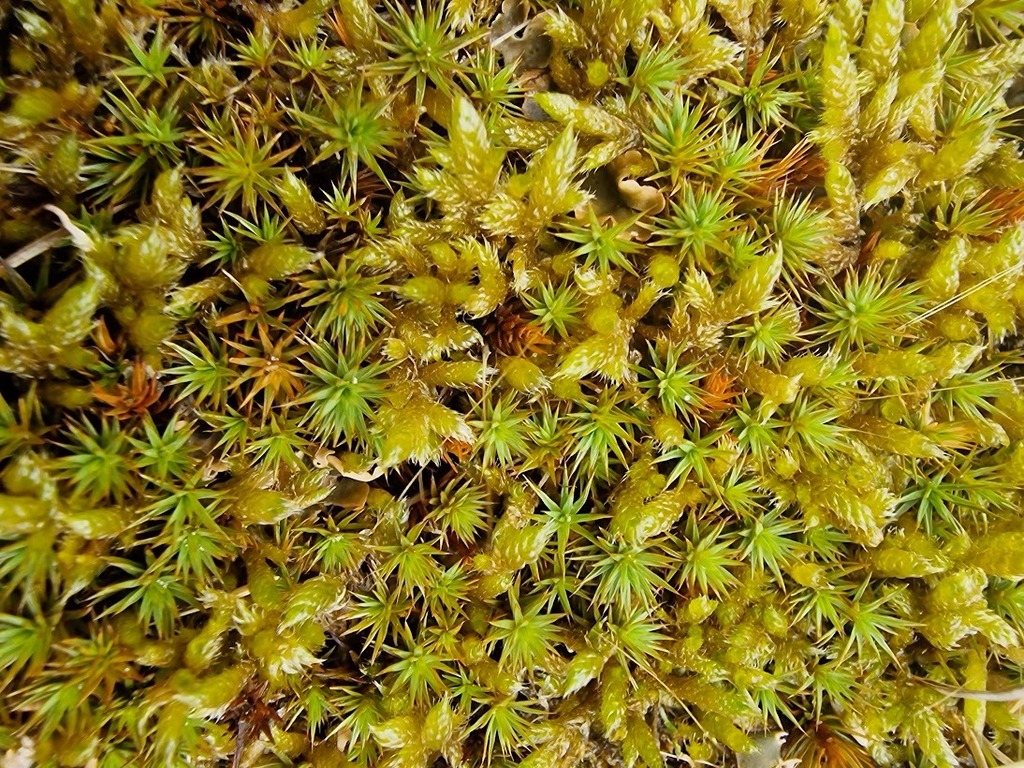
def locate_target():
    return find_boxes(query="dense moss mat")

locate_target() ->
[2,0,1024,765]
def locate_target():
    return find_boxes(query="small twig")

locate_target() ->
[912,675,1024,702]
[988,740,1021,767]
[900,263,1023,329]
[489,17,532,48]
[6,230,65,270]
[0,231,62,298]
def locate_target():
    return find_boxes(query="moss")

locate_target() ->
[1,0,1024,766]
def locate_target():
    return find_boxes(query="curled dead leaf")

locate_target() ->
[491,0,552,70]
[571,150,665,245]
[618,179,665,215]
[611,150,665,215]
[313,447,385,481]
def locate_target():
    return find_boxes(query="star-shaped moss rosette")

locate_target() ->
[1,0,1024,766]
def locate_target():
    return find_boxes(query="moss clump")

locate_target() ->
[2,0,1024,766]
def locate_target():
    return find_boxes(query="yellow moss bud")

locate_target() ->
[499,356,548,394]
[280,170,325,234]
[0,495,52,536]
[230,488,303,526]
[563,647,608,695]
[399,275,449,305]
[652,414,687,446]
[585,304,621,334]
[684,596,719,623]
[648,254,680,289]
[970,531,1024,579]
[422,698,459,752]
[280,575,346,630]
[599,663,628,740]
[59,507,129,539]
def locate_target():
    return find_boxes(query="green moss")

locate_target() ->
[1,0,1024,766]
